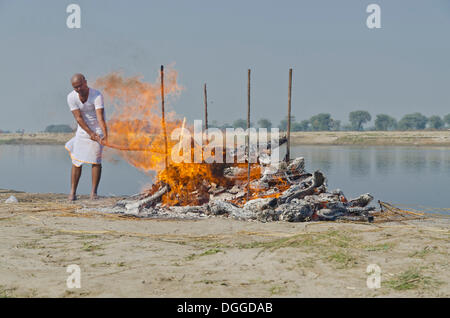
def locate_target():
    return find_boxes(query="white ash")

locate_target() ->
[100,156,376,222]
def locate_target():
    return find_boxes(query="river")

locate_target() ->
[1,144,449,213]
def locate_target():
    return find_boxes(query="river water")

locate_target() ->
[1,145,449,213]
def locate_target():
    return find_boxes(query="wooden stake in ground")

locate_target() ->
[160,65,169,169]
[286,68,293,162]
[247,69,251,201]
[204,83,208,131]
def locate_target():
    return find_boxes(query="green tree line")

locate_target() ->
[209,112,450,131]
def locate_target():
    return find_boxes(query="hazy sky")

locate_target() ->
[1,0,449,131]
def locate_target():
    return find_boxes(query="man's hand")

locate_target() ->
[89,132,101,143]
[100,136,108,146]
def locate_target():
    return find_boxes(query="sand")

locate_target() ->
[0,190,448,298]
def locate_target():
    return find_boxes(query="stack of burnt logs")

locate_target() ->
[111,154,375,222]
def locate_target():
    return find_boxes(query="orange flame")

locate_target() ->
[94,68,287,206]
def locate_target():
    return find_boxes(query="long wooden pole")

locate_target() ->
[161,65,168,169]
[204,83,208,131]
[247,69,251,201]
[286,68,292,162]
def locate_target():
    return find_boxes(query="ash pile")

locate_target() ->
[109,155,376,222]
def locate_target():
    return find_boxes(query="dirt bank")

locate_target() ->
[0,133,74,145]
[0,190,448,298]
[289,131,450,147]
[1,131,450,147]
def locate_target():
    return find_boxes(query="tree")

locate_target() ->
[374,114,397,131]
[44,124,74,133]
[278,116,296,131]
[292,120,310,131]
[208,120,220,129]
[398,113,428,130]
[428,115,444,130]
[341,123,353,131]
[232,119,247,129]
[257,118,272,129]
[330,119,341,131]
[309,113,333,131]
[349,111,371,131]
[443,114,450,127]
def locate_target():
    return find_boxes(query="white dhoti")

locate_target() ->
[65,135,103,167]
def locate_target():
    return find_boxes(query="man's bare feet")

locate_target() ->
[90,193,99,200]
[68,194,77,201]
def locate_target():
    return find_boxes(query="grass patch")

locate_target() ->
[16,240,43,249]
[363,243,395,252]
[63,290,91,297]
[200,248,223,256]
[384,268,441,291]
[237,230,357,252]
[269,285,284,295]
[408,246,436,258]
[295,256,316,269]
[76,235,100,240]
[236,230,360,269]
[0,285,17,298]
[185,248,224,261]
[327,251,357,268]
[91,262,112,268]
[81,242,103,252]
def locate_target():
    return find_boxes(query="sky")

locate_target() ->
[0,0,449,131]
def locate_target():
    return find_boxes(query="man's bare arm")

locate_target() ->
[96,108,108,145]
[71,109,100,141]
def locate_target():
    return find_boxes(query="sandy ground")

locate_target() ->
[0,190,448,298]
[1,131,450,147]
[0,133,74,145]
[288,131,450,147]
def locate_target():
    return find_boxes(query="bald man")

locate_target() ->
[65,74,108,200]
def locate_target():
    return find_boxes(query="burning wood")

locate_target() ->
[108,155,376,222]
[93,72,376,222]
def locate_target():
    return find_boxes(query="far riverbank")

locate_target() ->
[1,131,449,147]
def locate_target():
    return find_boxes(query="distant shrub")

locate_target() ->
[44,124,74,133]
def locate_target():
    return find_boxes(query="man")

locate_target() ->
[65,73,108,201]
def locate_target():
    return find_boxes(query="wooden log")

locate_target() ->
[278,170,325,204]
[125,185,169,213]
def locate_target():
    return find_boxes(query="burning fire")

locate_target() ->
[94,67,273,206]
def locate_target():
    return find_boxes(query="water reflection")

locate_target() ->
[348,149,371,178]
[1,144,450,209]
[375,149,396,176]
[400,150,427,173]
[290,145,450,209]
[0,145,152,196]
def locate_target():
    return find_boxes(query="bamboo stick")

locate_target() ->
[247,69,251,201]
[204,83,208,131]
[286,68,292,162]
[161,65,168,168]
